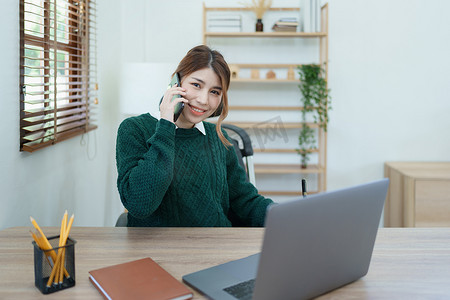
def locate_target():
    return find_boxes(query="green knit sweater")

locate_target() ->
[116,113,273,227]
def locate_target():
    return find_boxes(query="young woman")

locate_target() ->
[116,45,273,227]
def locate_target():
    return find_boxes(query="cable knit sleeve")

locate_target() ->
[116,116,176,219]
[224,131,274,227]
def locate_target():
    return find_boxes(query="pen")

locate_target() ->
[302,178,307,198]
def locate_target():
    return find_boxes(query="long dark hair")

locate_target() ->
[174,45,231,146]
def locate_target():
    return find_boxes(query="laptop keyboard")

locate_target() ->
[223,279,255,300]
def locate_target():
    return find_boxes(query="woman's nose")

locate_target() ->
[196,91,209,105]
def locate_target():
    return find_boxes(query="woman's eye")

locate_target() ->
[211,90,221,96]
[192,83,200,88]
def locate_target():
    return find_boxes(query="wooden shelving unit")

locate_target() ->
[203,3,329,194]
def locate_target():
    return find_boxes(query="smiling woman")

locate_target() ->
[115,45,274,227]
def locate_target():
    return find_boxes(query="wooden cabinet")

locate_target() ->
[384,162,450,227]
[202,4,329,197]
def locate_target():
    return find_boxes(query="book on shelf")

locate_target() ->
[314,0,321,32]
[208,25,242,32]
[272,25,297,32]
[276,21,299,26]
[301,0,322,32]
[278,17,298,23]
[272,18,298,32]
[207,14,242,32]
[302,0,311,32]
[89,257,193,300]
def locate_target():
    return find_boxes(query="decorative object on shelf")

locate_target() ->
[266,70,276,79]
[256,19,263,32]
[296,64,331,168]
[229,64,240,79]
[240,0,273,32]
[251,69,260,79]
[287,67,295,80]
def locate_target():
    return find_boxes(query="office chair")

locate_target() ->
[115,123,255,227]
[115,210,128,227]
[221,123,255,185]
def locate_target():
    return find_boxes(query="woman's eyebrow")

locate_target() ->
[191,77,205,84]
[192,77,222,90]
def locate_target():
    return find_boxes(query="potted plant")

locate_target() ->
[296,64,331,168]
[297,124,316,168]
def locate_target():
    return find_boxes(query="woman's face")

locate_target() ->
[175,67,223,129]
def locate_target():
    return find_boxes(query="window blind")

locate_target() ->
[20,0,97,152]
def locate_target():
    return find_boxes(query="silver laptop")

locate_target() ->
[182,179,389,300]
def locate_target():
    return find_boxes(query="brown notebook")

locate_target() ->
[89,257,193,300]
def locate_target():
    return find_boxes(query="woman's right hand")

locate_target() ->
[159,84,187,123]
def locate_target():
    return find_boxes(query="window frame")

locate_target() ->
[19,0,97,152]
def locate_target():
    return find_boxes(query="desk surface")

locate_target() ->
[1,227,450,299]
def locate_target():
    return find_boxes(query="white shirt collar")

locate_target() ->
[192,121,206,135]
[156,112,206,135]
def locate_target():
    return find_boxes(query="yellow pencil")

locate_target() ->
[46,213,74,287]
[30,217,57,260]
[30,230,43,250]
[30,230,54,267]
[58,211,68,285]
[48,212,67,286]
[62,214,74,280]
[47,255,60,286]
[65,214,74,238]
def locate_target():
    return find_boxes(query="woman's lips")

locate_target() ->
[188,104,207,116]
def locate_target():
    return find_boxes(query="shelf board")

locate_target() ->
[205,32,327,38]
[229,106,303,111]
[254,164,324,174]
[231,78,298,83]
[223,122,320,129]
[231,63,301,68]
[205,7,300,12]
[254,148,319,153]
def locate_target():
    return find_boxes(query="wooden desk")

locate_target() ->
[384,162,450,227]
[1,227,450,299]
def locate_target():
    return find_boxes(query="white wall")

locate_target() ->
[327,0,450,189]
[0,0,123,230]
[1,0,449,229]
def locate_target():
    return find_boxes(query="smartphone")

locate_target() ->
[168,72,184,122]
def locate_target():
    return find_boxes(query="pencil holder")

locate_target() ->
[32,235,76,294]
